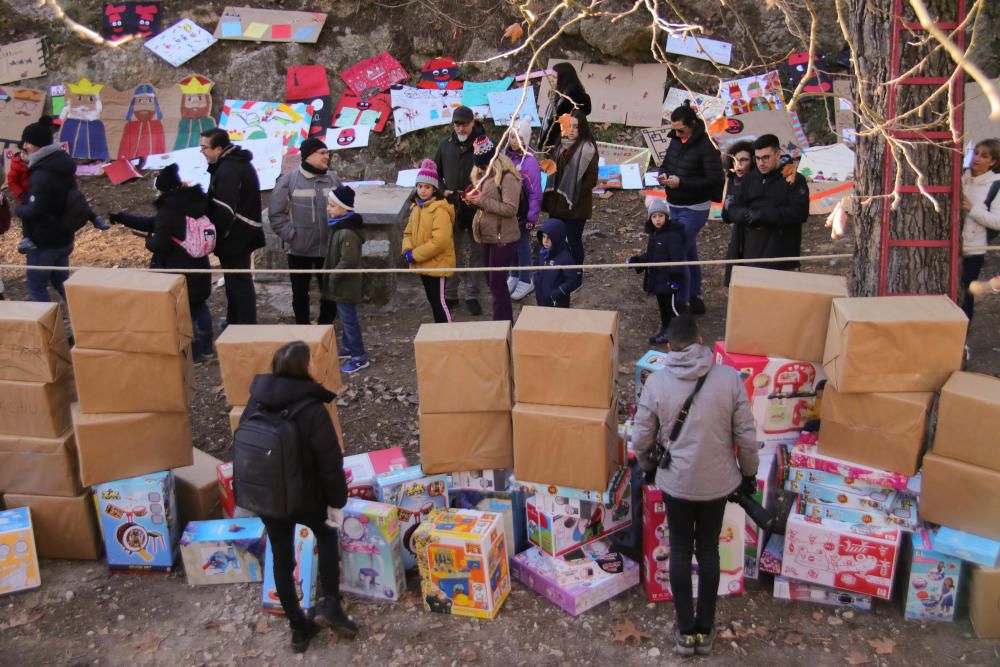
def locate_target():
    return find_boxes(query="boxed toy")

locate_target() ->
[513,465,629,506]
[759,534,785,575]
[801,498,919,532]
[173,448,223,525]
[343,447,408,500]
[790,435,914,492]
[932,527,1000,567]
[785,468,897,514]
[0,371,75,438]
[179,518,267,585]
[510,540,640,616]
[262,525,319,615]
[934,371,1000,472]
[635,350,668,404]
[414,321,512,413]
[450,469,513,493]
[0,429,81,497]
[970,565,1000,639]
[0,507,41,596]
[375,466,449,569]
[901,531,962,622]
[782,513,901,599]
[339,498,406,602]
[93,471,181,572]
[920,453,1000,541]
[3,492,102,560]
[773,576,872,611]
[745,454,778,579]
[216,462,254,519]
[450,490,525,555]
[607,459,644,560]
[0,301,71,383]
[412,508,510,619]
[418,410,513,474]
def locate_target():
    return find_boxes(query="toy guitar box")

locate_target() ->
[262,524,319,615]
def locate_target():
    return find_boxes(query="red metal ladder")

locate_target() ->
[876,0,967,299]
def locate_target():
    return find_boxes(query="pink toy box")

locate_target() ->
[343,447,408,500]
[789,434,916,493]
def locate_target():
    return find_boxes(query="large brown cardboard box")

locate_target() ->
[414,321,512,413]
[0,301,71,382]
[71,404,193,486]
[934,371,1000,472]
[817,387,933,476]
[216,325,344,405]
[512,401,623,492]
[72,346,193,414]
[725,267,847,362]
[822,296,967,393]
[970,566,1000,639]
[0,371,75,438]
[419,410,513,474]
[0,429,81,496]
[512,306,618,409]
[920,453,1000,541]
[173,448,223,525]
[228,402,344,451]
[64,268,192,354]
[4,492,102,560]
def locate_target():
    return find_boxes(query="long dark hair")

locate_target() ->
[568,109,595,146]
[554,62,586,97]
[272,341,313,380]
[724,140,754,173]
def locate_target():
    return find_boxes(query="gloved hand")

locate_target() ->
[403,249,415,264]
[92,214,111,231]
[108,212,123,225]
[742,208,761,226]
[740,475,757,498]
[325,506,344,530]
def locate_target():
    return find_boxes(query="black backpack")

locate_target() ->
[63,188,93,234]
[232,397,318,519]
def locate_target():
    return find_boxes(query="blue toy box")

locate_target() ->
[179,518,267,585]
[932,526,1000,567]
[339,498,406,601]
[262,525,319,615]
[93,471,179,572]
[376,465,449,569]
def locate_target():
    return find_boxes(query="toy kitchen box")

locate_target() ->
[412,508,510,619]
[262,524,319,615]
[510,539,640,616]
[344,447,408,500]
[179,517,266,585]
[635,350,668,405]
[339,498,406,602]
[901,530,962,623]
[375,465,449,570]
[0,507,41,596]
[93,471,180,572]
[781,512,902,600]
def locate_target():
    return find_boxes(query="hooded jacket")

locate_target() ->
[961,169,1000,257]
[207,145,264,258]
[241,374,347,514]
[472,167,522,245]
[631,344,758,501]
[403,196,456,277]
[14,144,78,249]
[631,217,687,295]
[322,212,365,304]
[534,218,581,307]
[725,166,810,270]
[656,119,724,206]
[721,170,751,286]
[434,121,485,226]
[505,148,542,227]
[268,167,342,258]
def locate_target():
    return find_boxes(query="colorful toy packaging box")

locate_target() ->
[339,498,406,602]
[932,527,1000,568]
[375,465,450,569]
[412,508,510,619]
[215,462,252,519]
[510,539,640,616]
[514,465,629,506]
[0,507,41,595]
[178,518,266,585]
[902,531,962,622]
[93,471,180,572]
[262,525,319,615]
[744,454,778,579]
[773,576,873,611]
[786,468,897,514]
[789,433,916,493]
[635,350,668,404]
[344,447,408,500]
[449,468,514,493]
[450,489,525,556]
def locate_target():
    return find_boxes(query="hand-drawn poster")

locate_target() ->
[782,52,831,93]
[833,79,856,145]
[580,63,632,124]
[102,2,161,42]
[333,88,390,133]
[165,75,215,150]
[218,100,311,153]
[709,109,809,157]
[418,56,462,90]
[624,63,668,127]
[809,180,853,216]
[663,87,725,122]
[0,38,46,85]
[665,34,732,65]
[144,19,217,68]
[718,71,784,115]
[487,87,540,127]
[0,87,44,149]
[144,146,209,190]
[214,6,326,44]
[115,83,166,159]
[641,126,670,165]
[286,65,331,138]
[798,144,855,182]
[461,78,513,107]
[59,78,110,160]
[325,125,371,151]
[340,52,409,100]
[235,138,282,190]
[596,141,651,174]
[390,86,465,137]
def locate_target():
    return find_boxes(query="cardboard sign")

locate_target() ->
[640,127,670,165]
[833,79,856,145]
[325,125,371,150]
[596,141,651,173]
[219,99,311,153]
[340,52,409,100]
[798,144,855,182]
[487,87,540,127]
[390,86,465,137]
[462,78,513,107]
[286,65,331,138]
[0,86,44,149]
[580,64,632,124]
[102,2,161,42]
[709,109,809,157]
[112,83,168,159]
[662,87,724,122]
[59,78,113,160]
[333,88,390,133]
[0,38,46,85]
[144,19,217,68]
[964,80,999,157]
[665,34,732,65]
[718,71,784,115]
[103,157,141,184]
[624,63,668,128]
[418,56,462,90]
[160,74,215,151]
[214,6,326,43]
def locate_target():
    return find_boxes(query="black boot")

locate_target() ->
[290,619,319,653]
[314,597,359,639]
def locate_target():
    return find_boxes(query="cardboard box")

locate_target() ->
[344,447,409,500]
[339,498,406,601]
[230,402,345,451]
[216,325,343,405]
[0,301,71,382]
[513,402,623,493]
[772,576,872,611]
[934,371,1000,472]
[781,513,901,599]
[419,410,513,474]
[513,466,629,505]
[786,468,897,514]
[789,437,914,492]
[449,489,525,556]
[726,267,848,362]
[414,321,512,413]
[412,508,510,619]
[93,471,180,572]
[179,518,267,585]
[525,471,632,557]
[902,531,962,622]
[262,525,319,615]
[0,372,75,438]
[228,406,242,433]
[822,296,967,393]
[449,469,513,493]
[745,454,777,580]
[72,346,193,414]
[970,566,1000,639]
[375,466,450,570]
[512,306,618,409]
[3,491,102,560]
[635,350,668,405]
[920,453,1000,541]
[72,405,193,487]
[0,430,80,497]
[510,542,640,616]
[0,507,41,595]
[173,448,224,525]
[64,268,192,354]
[932,527,1000,568]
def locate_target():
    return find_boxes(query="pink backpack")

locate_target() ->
[174,215,217,258]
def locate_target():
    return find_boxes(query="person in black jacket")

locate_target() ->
[110,163,216,362]
[539,62,592,155]
[630,199,687,345]
[724,134,810,271]
[656,102,724,315]
[199,127,263,326]
[720,141,755,287]
[240,341,357,653]
[534,217,581,308]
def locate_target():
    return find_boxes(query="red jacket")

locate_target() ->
[6,153,29,203]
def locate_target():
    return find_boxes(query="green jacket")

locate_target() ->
[322,212,365,304]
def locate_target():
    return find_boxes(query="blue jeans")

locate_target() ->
[191,301,214,359]
[337,303,366,361]
[509,227,533,282]
[27,245,72,302]
[669,207,710,303]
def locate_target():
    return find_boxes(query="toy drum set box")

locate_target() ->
[262,525,319,615]
[179,518,267,585]
[376,466,449,569]
[0,507,41,595]
[93,471,180,572]
[339,498,406,602]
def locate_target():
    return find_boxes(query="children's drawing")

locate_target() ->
[102,2,161,42]
[662,87,725,122]
[325,125,371,151]
[214,7,326,44]
[144,19,217,68]
[782,52,832,93]
[486,87,541,127]
[286,65,331,138]
[218,100,311,153]
[333,88,391,133]
[340,52,409,100]
[172,75,215,150]
[719,72,784,115]
[60,78,110,160]
[390,86,465,138]
[117,83,165,159]
[665,34,733,65]
[418,56,462,90]
[0,87,44,148]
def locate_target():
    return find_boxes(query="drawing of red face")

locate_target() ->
[724,118,744,134]
[105,4,126,34]
[337,128,356,146]
[419,57,461,90]
[135,4,158,34]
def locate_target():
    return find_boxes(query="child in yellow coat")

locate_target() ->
[403,159,457,323]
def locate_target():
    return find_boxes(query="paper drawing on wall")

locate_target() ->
[0,87,44,148]
[0,38,46,85]
[333,88,391,133]
[60,78,109,160]
[172,75,214,150]
[145,19,217,68]
[719,72,784,115]
[218,100,311,154]
[340,52,409,100]
[781,52,831,93]
[102,2,162,42]
[286,65,331,138]
[418,57,462,90]
[117,83,165,159]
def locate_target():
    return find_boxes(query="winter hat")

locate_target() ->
[299,137,327,162]
[328,184,356,211]
[453,105,474,124]
[512,117,533,151]
[647,198,669,218]
[472,135,496,168]
[20,116,54,149]
[155,163,183,192]
[415,159,439,189]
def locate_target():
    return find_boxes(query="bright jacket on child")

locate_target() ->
[534,218,581,307]
[402,197,456,277]
[505,148,542,227]
[961,169,1000,256]
[322,212,365,304]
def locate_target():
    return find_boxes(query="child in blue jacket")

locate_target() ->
[534,218,581,308]
[630,199,687,345]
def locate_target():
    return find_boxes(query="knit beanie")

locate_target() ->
[415,159,439,189]
[472,135,496,168]
[20,116,54,149]
[513,117,533,151]
[647,198,669,218]
[328,184,356,211]
[155,163,183,192]
[453,105,474,124]
[300,137,327,162]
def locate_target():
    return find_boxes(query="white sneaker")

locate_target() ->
[507,276,519,294]
[511,281,535,301]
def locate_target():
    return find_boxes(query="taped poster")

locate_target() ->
[0,86,44,149]
[709,109,809,157]
[340,52,409,100]
[624,63,668,128]
[144,19,217,68]
[325,125,371,151]
[286,65,331,138]
[665,34,732,65]
[218,99,311,153]
[461,78,513,107]
[333,88,390,133]
[798,144,855,182]
[144,147,209,190]
[963,80,998,158]
[214,6,326,44]
[0,38,46,85]
[580,63,632,124]
[640,127,671,165]
[390,86,466,137]
[809,180,853,216]
[781,52,831,93]
[662,87,724,122]
[832,79,856,145]
[718,71,784,115]
[596,141,651,174]
[102,2,161,42]
[418,56,462,90]
[487,87,540,127]
[234,138,282,190]
[59,78,111,160]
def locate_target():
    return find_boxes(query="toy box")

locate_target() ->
[449,469,513,493]
[344,447,408,500]
[635,350,668,404]
[93,471,180,572]
[262,525,319,615]
[782,513,901,600]
[376,466,449,569]
[745,454,778,579]
[607,459,644,560]
[514,465,630,508]
[510,541,640,616]
[902,531,962,622]
[932,526,1000,567]
[789,435,915,493]
[412,508,510,619]
[759,534,785,574]
[179,518,266,585]
[339,498,406,602]
[773,576,873,611]
[801,494,919,532]
[642,485,745,602]
[450,490,526,556]
[0,507,41,595]
[786,468,897,514]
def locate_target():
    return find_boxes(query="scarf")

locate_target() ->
[301,161,326,176]
[546,139,596,209]
[27,143,63,169]
[327,211,354,227]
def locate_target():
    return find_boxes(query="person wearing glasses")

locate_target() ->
[724,134,809,272]
[720,141,755,286]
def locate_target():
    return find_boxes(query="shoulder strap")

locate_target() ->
[667,370,710,443]
[986,180,1000,211]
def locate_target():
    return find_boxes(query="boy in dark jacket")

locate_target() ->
[534,218,581,308]
[630,199,687,345]
[322,185,369,374]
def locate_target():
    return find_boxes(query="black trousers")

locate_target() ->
[420,274,452,323]
[655,292,679,330]
[288,254,337,325]
[960,254,985,321]
[664,494,728,635]
[219,253,257,325]
[261,513,341,630]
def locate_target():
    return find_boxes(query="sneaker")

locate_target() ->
[193,351,218,365]
[465,299,482,316]
[17,238,37,254]
[511,281,534,301]
[290,620,320,653]
[92,215,111,231]
[507,276,519,294]
[314,598,359,639]
[649,329,669,346]
[694,628,716,656]
[341,357,370,374]
[674,627,697,657]
[338,352,351,361]
[689,295,706,315]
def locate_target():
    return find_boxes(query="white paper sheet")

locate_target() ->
[144,19,217,68]
[665,34,732,65]
[325,125,371,151]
